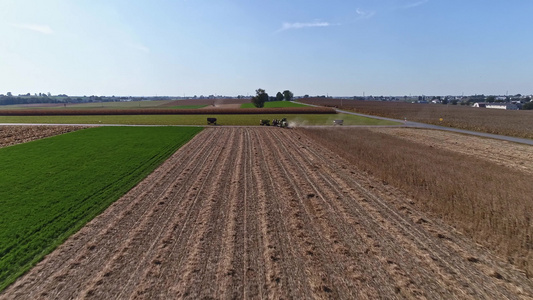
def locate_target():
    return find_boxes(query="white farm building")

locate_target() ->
[472,102,519,110]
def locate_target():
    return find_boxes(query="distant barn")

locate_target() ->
[473,102,519,110]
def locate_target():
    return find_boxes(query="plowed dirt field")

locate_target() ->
[2,128,533,299]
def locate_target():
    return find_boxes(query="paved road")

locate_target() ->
[297,102,533,146]
[334,108,533,146]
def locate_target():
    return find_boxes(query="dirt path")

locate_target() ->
[2,128,533,299]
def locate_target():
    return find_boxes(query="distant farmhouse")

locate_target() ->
[472,102,520,110]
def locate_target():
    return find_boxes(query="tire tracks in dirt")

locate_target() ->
[2,127,533,299]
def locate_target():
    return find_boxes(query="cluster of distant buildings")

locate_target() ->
[331,94,533,110]
[471,102,521,110]
[423,95,532,110]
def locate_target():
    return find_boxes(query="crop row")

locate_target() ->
[300,127,533,276]
[0,107,336,116]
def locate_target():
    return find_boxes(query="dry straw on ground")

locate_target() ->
[299,127,533,276]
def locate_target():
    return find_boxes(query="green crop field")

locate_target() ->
[240,101,308,108]
[0,126,202,291]
[0,113,398,126]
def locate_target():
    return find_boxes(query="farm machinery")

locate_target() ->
[261,118,288,128]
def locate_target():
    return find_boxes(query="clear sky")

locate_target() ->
[1,0,532,97]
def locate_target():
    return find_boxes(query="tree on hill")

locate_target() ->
[283,90,293,101]
[276,91,284,101]
[252,88,268,108]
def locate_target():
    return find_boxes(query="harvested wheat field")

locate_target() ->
[2,127,533,299]
[368,127,533,174]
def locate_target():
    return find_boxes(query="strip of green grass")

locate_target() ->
[240,101,308,108]
[0,113,398,126]
[0,126,202,291]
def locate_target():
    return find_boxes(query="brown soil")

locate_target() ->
[159,98,250,108]
[14,103,67,108]
[0,125,88,148]
[199,103,242,109]
[0,107,334,116]
[369,128,533,174]
[2,128,533,299]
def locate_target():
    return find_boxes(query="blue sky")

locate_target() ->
[1,0,532,97]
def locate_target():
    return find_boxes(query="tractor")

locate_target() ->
[279,118,288,128]
[272,118,288,128]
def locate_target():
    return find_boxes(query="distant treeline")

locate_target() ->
[0,95,183,106]
[0,96,65,106]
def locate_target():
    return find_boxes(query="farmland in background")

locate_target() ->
[240,101,307,108]
[0,126,202,291]
[298,127,533,275]
[65,100,173,109]
[0,113,398,126]
[166,105,207,109]
[0,98,253,110]
[0,100,174,110]
[299,98,533,139]
[0,107,335,116]
[158,98,251,108]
